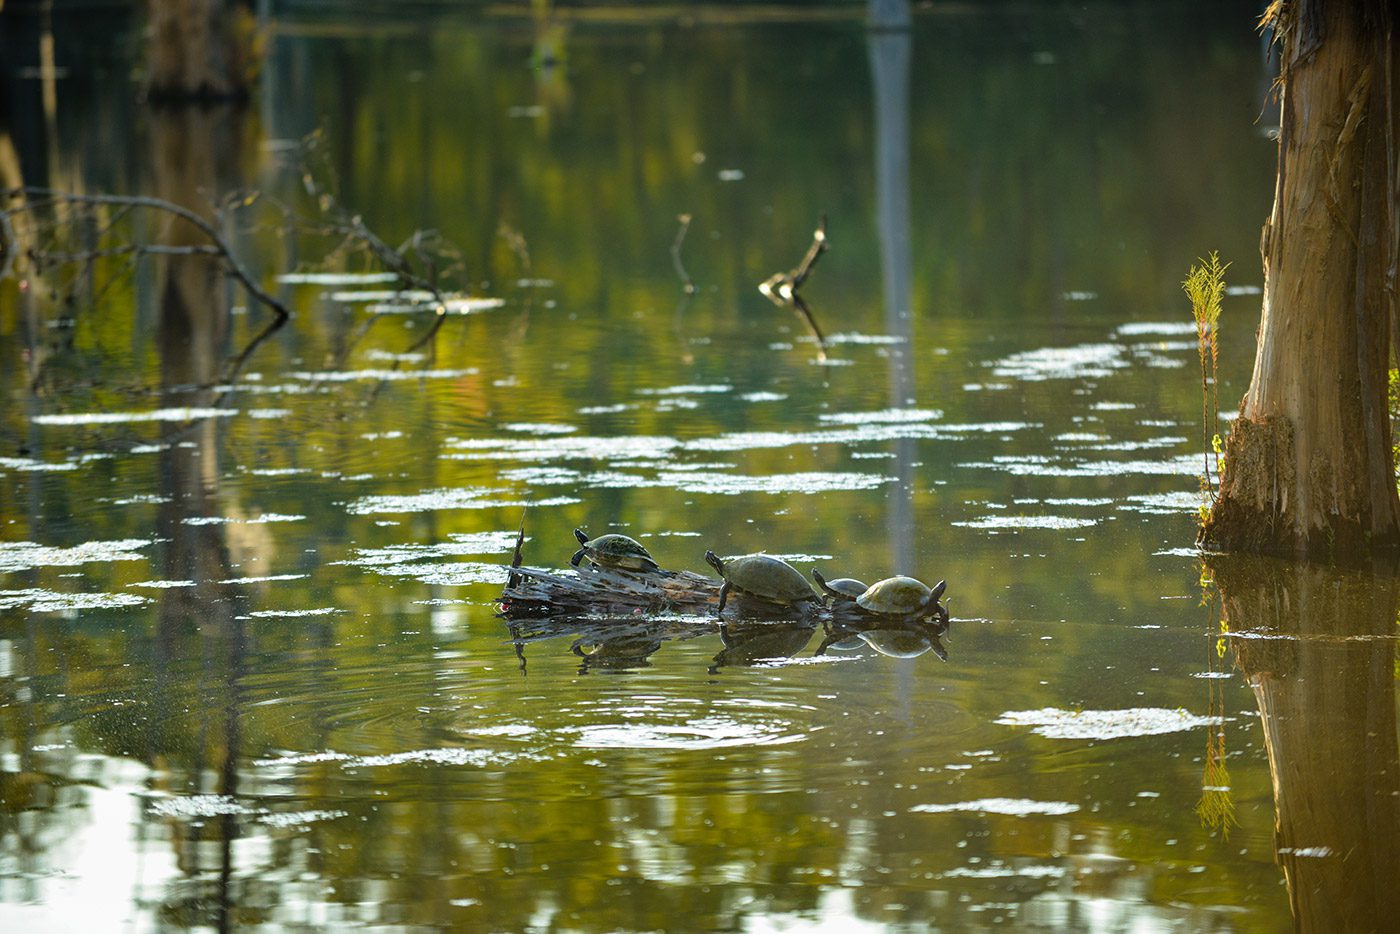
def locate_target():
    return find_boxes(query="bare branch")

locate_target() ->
[3,187,292,384]
[670,213,696,294]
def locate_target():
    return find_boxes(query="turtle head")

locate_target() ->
[704,550,725,575]
[574,528,590,546]
[812,569,828,587]
[922,579,948,616]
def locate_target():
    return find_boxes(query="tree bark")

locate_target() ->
[1200,1,1400,560]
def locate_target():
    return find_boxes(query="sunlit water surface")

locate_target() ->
[4,3,1395,931]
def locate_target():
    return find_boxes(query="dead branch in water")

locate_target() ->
[759,213,828,302]
[671,213,696,294]
[759,214,830,362]
[3,187,292,385]
[501,563,724,617]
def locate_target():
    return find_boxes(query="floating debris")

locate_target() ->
[572,716,806,750]
[991,343,1127,381]
[365,298,505,315]
[149,795,251,818]
[818,408,942,425]
[0,456,81,472]
[255,747,540,769]
[31,407,235,426]
[997,707,1224,740]
[1114,321,1198,337]
[503,423,578,435]
[276,271,400,285]
[953,516,1099,530]
[910,798,1080,816]
[1,589,150,612]
[635,384,732,396]
[0,539,155,573]
[182,513,306,526]
[289,368,478,383]
[258,809,351,828]
[961,454,1200,478]
[347,488,578,515]
[219,574,307,585]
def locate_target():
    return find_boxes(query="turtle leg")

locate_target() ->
[717,581,730,616]
[571,548,586,567]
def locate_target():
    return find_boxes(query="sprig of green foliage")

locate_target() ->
[1184,252,1229,493]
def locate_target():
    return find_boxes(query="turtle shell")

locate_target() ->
[717,554,815,604]
[856,576,933,615]
[575,530,657,570]
[812,569,867,600]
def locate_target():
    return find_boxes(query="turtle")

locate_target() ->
[704,551,817,615]
[855,576,948,620]
[812,570,867,603]
[570,528,660,572]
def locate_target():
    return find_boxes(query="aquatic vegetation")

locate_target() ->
[1183,252,1229,492]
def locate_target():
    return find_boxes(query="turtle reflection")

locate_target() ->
[710,621,818,671]
[817,614,948,661]
[570,629,664,672]
[506,614,712,674]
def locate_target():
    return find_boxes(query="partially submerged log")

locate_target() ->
[499,563,723,618]
[497,563,949,660]
[496,518,949,663]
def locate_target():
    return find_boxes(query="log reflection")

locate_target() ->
[1207,555,1400,931]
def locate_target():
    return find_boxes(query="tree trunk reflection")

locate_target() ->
[147,102,249,932]
[1208,555,1400,931]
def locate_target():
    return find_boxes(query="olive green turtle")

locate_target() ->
[811,569,868,603]
[570,528,660,572]
[856,576,948,620]
[704,551,817,615]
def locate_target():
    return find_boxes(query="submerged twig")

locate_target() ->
[670,213,696,294]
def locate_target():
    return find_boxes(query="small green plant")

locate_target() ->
[1184,252,1230,492]
[1389,369,1400,477]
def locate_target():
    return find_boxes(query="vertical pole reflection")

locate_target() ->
[867,0,916,578]
[1208,556,1400,931]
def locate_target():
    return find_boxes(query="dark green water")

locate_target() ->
[3,2,1396,930]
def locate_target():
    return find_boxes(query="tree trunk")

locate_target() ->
[1200,1,1400,559]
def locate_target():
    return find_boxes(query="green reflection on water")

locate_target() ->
[2,2,1371,930]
